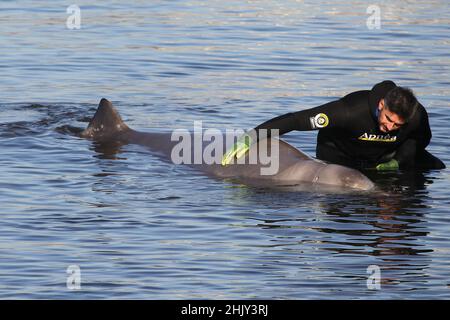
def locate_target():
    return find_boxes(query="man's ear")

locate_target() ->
[378,99,385,111]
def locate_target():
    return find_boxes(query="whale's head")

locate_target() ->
[316,164,375,191]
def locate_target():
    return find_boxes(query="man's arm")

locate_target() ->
[221,99,348,165]
[393,105,431,168]
[251,99,348,141]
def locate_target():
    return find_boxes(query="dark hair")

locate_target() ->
[384,86,418,122]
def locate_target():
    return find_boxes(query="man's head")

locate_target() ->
[377,86,418,133]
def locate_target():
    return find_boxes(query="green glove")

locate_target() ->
[221,134,252,166]
[376,159,399,171]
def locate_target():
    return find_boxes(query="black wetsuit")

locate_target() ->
[253,80,445,170]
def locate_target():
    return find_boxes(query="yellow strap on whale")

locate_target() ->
[221,134,252,166]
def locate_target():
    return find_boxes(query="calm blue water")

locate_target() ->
[1,1,450,299]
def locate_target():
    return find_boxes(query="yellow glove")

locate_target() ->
[375,159,399,171]
[221,134,252,166]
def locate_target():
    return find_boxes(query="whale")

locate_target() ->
[79,98,375,191]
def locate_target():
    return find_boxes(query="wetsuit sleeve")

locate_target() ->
[252,99,348,140]
[393,105,431,166]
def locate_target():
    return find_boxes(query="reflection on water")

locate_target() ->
[90,140,128,160]
[223,165,443,297]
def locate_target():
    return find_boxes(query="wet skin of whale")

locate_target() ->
[80,98,375,191]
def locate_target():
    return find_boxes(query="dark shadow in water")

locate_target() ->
[54,124,84,137]
[89,141,130,195]
[362,169,433,194]
[89,140,128,160]
[0,103,95,138]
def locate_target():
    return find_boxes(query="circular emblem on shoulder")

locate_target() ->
[314,113,329,128]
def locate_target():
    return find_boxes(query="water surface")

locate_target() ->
[1,1,450,299]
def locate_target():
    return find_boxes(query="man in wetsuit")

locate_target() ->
[221,80,445,170]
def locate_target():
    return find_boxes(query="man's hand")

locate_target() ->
[221,134,252,166]
[375,159,399,171]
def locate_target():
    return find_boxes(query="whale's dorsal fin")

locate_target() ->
[81,98,130,140]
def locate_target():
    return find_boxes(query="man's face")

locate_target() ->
[378,99,405,133]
